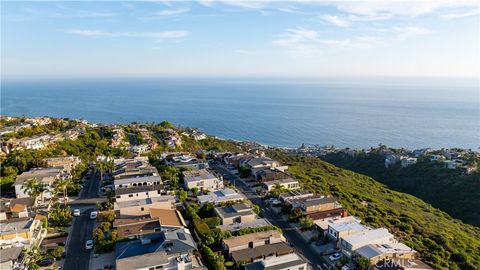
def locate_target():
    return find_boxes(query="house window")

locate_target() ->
[116,196,120,199]
[299,267,304,270]
[141,207,144,211]
[146,192,149,195]
[128,194,133,197]
[149,268,154,270]
[248,242,253,248]
[157,190,161,194]
[156,266,163,269]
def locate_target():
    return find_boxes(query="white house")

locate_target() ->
[182,169,223,191]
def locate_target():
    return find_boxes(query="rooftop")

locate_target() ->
[341,228,394,246]
[197,188,245,204]
[114,196,176,209]
[114,175,162,186]
[231,242,294,263]
[355,243,416,259]
[14,168,62,185]
[0,218,34,235]
[215,203,254,219]
[115,184,164,196]
[113,216,161,238]
[244,252,306,270]
[115,228,196,260]
[0,246,23,263]
[314,216,361,231]
[329,218,367,233]
[217,218,271,232]
[149,209,186,228]
[223,230,283,249]
[182,169,218,183]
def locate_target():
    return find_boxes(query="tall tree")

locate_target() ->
[54,178,69,205]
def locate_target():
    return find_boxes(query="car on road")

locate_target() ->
[90,211,98,220]
[329,252,343,261]
[37,258,55,267]
[73,209,81,217]
[85,240,94,250]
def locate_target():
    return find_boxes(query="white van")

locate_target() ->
[90,211,98,220]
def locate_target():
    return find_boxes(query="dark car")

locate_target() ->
[37,258,55,267]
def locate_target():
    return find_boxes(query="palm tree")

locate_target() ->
[95,160,107,181]
[54,178,69,205]
[22,178,41,198]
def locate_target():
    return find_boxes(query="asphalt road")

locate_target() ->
[212,163,336,270]
[63,171,101,270]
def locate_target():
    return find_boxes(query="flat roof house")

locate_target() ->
[149,208,187,230]
[340,228,395,257]
[197,188,245,205]
[115,184,165,202]
[327,218,368,243]
[0,218,42,248]
[231,242,294,264]
[113,216,161,238]
[244,252,308,270]
[182,169,223,191]
[0,246,23,270]
[114,196,176,218]
[44,156,80,173]
[262,178,300,192]
[217,218,271,233]
[214,203,256,225]
[114,175,162,189]
[115,228,202,270]
[222,230,285,256]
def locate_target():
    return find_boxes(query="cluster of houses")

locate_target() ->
[181,128,207,141]
[1,124,84,155]
[222,153,299,192]
[0,155,81,269]
[291,143,478,175]
[109,156,205,270]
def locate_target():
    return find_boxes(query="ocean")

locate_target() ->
[1,77,478,149]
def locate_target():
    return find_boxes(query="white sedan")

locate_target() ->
[85,240,93,250]
[329,252,343,261]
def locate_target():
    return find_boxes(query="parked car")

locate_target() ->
[37,258,55,267]
[85,240,94,250]
[73,209,81,217]
[90,211,98,220]
[329,252,343,261]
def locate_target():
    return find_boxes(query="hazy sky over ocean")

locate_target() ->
[2,1,479,77]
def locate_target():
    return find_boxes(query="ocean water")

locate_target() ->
[1,77,479,149]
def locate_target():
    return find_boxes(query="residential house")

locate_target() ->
[14,168,64,199]
[168,155,209,170]
[400,157,417,168]
[287,195,347,220]
[113,216,162,238]
[412,148,431,157]
[246,157,280,177]
[327,218,368,243]
[114,196,176,218]
[355,243,417,265]
[231,242,294,264]
[314,216,362,238]
[0,197,36,221]
[262,178,300,192]
[113,157,159,179]
[340,228,395,257]
[114,175,162,189]
[44,156,81,174]
[0,218,43,248]
[149,208,187,231]
[0,246,24,270]
[385,154,400,168]
[115,228,203,270]
[217,218,271,233]
[182,169,223,191]
[197,188,246,205]
[214,203,256,225]
[115,184,165,202]
[243,252,308,270]
[222,230,285,256]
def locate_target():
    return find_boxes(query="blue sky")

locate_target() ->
[2,1,479,77]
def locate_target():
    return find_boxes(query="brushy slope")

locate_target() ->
[321,152,480,227]
[268,151,480,270]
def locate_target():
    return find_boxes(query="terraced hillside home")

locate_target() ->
[197,188,245,205]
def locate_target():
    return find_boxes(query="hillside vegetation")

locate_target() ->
[321,152,480,227]
[268,150,480,270]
